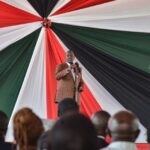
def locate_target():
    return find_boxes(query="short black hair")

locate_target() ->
[0,111,8,130]
[58,98,79,117]
[50,113,98,150]
[0,111,8,138]
[92,111,111,136]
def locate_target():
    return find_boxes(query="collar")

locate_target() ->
[66,62,74,66]
[97,135,105,139]
[107,141,137,150]
[66,62,71,66]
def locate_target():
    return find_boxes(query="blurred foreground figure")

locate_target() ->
[49,113,99,150]
[102,111,140,150]
[58,98,79,117]
[13,108,44,150]
[91,111,111,149]
[0,110,13,150]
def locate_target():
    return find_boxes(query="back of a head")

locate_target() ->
[0,110,8,138]
[91,111,110,136]
[50,113,98,150]
[13,108,44,150]
[108,111,140,142]
[38,130,51,150]
[58,98,79,117]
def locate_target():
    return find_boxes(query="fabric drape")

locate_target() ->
[0,28,41,117]
[52,25,150,127]
[52,23,150,74]
[52,0,112,16]
[27,0,59,18]
[0,1,42,28]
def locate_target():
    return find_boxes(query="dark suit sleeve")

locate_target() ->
[55,64,70,80]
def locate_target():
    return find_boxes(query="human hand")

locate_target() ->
[71,64,76,69]
[66,67,71,73]
[79,86,84,92]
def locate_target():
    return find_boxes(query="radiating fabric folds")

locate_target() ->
[0,0,150,144]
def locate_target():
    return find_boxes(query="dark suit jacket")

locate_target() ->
[97,136,109,149]
[0,138,13,150]
[55,63,83,103]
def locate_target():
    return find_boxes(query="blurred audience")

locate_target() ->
[58,98,79,117]
[13,108,44,150]
[91,111,111,149]
[49,113,99,150]
[0,110,13,150]
[102,111,140,150]
[1,105,147,150]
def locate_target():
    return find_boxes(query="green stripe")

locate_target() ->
[53,23,150,73]
[0,28,41,117]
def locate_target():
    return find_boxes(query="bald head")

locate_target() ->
[108,111,140,142]
[91,111,110,136]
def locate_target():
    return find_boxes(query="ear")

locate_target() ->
[107,129,112,138]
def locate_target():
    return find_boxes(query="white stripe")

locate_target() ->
[3,0,41,17]
[6,28,47,142]
[51,15,150,33]
[49,0,71,16]
[51,0,150,33]
[0,22,42,51]
[51,0,150,20]
[53,31,147,143]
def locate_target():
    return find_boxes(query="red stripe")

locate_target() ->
[136,144,150,150]
[0,1,42,27]
[80,84,102,117]
[46,28,101,119]
[45,29,65,119]
[51,0,113,16]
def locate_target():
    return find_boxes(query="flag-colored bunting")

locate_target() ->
[0,1,42,27]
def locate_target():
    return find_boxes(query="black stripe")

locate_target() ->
[28,0,59,18]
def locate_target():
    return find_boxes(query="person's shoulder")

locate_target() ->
[0,141,14,149]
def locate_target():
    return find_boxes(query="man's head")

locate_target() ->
[91,111,110,137]
[108,111,140,142]
[50,113,98,150]
[66,50,75,64]
[0,111,8,138]
[58,98,79,117]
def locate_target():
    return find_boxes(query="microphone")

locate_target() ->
[75,62,80,73]
[75,62,79,68]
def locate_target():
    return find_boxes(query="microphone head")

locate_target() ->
[75,62,79,67]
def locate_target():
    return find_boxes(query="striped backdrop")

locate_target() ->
[0,0,150,145]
